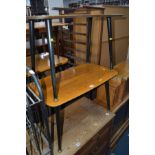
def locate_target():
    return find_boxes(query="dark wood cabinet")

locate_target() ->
[74,120,113,155]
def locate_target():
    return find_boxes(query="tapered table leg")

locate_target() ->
[55,107,64,152]
[105,81,111,112]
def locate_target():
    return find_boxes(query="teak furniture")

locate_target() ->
[57,7,128,111]
[26,14,122,154]
[30,63,117,107]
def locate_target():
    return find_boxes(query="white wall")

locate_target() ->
[63,0,99,7]
[48,0,64,15]
[63,0,79,7]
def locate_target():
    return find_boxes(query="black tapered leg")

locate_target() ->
[60,110,64,140]
[105,81,111,111]
[55,107,63,152]
[29,20,36,71]
[86,17,93,63]
[107,16,113,69]
[50,113,55,145]
[45,19,58,101]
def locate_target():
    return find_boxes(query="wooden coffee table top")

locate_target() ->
[29,63,117,107]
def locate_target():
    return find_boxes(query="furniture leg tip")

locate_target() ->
[58,149,62,153]
[105,112,110,116]
[54,98,58,102]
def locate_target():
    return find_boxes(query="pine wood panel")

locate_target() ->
[100,37,129,67]
[97,60,129,109]
[113,60,129,79]
[73,9,105,65]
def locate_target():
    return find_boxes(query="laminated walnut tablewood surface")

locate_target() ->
[26,54,68,73]
[29,63,117,107]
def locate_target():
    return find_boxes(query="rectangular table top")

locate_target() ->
[29,63,117,107]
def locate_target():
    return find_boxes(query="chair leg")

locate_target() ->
[105,81,111,112]
[55,107,64,152]
[29,20,36,71]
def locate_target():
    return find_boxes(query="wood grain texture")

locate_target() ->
[97,60,129,110]
[113,60,129,79]
[73,8,105,65]
[69,6,128,67]
[100,6,129,67]
[26,54,68,73]
[29,64,117,107]
[72,7,125,65]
